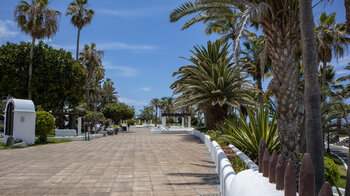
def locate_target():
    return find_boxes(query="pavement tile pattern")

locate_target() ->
[0,128,219,195]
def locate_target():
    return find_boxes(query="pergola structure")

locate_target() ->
[161,113,191,128]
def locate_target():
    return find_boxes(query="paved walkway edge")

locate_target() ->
[192,130,235,196]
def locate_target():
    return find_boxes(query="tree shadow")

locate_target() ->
[166,172,219,186]
[179,134,203,144]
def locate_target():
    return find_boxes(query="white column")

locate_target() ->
[138,120,141,124]
[181,117,185,128]
[77,117,82,135]
[150,120,152,125]
[188,116,191,128]
[162,117,166,128]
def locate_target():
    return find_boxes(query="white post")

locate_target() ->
[162,116,166,128]
[188,116,191,128]
[77,117,82,135]
[150,120,152,125]
[138,120,141,124]
[182,117,185,128]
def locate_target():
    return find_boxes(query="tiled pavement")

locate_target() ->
[0,128,219,195]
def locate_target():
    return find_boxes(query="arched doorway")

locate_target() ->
[5,102,14,136]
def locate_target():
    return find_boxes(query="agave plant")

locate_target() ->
[219,104,279,160]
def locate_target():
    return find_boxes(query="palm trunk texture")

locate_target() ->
[345,0,350,34]
[300,0,325,194]
[204,104,228,130]
[264,20,300,171]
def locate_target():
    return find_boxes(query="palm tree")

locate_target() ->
[150,98,160,125]
[299,0,324,193]
[315,12,350,102]
[338,64,350,99]
[101,78,118,106]
[171,40,255,129]
[240,33,270,103]
[170,0,302,176]
[79,43,104,111]
[66,0,94,60]
[15,0,61,99]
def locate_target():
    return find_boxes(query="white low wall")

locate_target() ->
[55,129,77,137]
[192,130,236,196]
[192,130,285,196]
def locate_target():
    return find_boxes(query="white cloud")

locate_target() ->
[95,7,170,18]
[138,87,151,92]
[52,41,157,52]
[0,20,18,40]
[119,97,148,106]
[98,42,157,51]
[104,61,139,78]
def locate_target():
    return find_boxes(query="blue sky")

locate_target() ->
[0,0,349,113]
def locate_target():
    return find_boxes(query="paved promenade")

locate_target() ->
[0,128,219,195]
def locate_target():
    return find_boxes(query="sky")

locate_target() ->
[0,0,349,113]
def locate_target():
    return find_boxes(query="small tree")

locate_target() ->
[36,111,55,142]
[102,103,134,124]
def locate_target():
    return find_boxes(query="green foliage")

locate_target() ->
[0,125,3,132]
[125,119,136,125]
[171,40,256,129]
[220,104,280,160]
[102,103,135,124]
[137,105,153,120]
[86,111,105,125]
[166,117,175,124]
[0,41,87,110]
[324,156,341,186]
[36,111,55,143]
[230,156,249,173]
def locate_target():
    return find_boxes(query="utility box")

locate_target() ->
[4,99,35,145]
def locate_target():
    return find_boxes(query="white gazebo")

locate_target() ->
[4,99,36,145]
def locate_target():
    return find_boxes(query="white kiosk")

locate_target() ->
[4,99,36,145]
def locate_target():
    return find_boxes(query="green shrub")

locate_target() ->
[220,104,280,161]
[0,125,4,132]
[166,117,175,124]
[126,119,136,125]
[36,111,55,142]
[324,156,340,186]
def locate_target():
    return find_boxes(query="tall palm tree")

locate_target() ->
[315,12,350,102]
[170,0,302,177]
[171,40,256,129]
[240,33,270,103]
[300,0,324,193]
[15,0,61,99]
[66,0,94,60]
[150,98,160,125]
[79,43,104,111]
[101,78,118,106]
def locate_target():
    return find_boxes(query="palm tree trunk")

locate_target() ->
[265,27,300,174]
[204,104,228,130]
[28,37,36,100]
[86,78,90,111]
[76,28,81,61]
[345,0,350,34]
[300,0,325,194]
[322,61,327,102]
